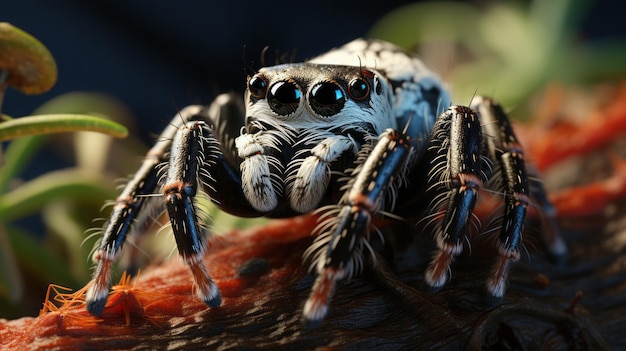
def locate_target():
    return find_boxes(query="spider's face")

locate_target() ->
[244,64,395,135]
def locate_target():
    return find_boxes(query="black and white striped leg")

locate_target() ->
[424,106,489,290]
[160,102,268,308]
[303,129,413,327]
[86,105,204,315]
[86,96,259,316]
[528,175,567,260]
[472,97,563,299]
[162,120,222,308]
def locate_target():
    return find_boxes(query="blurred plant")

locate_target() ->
[369,0,626,110]
[0,22,130,318]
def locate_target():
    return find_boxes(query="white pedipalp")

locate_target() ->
[287,135,357,213]
[235,133,280,212]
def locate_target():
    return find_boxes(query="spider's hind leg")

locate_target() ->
[473,96,565,300]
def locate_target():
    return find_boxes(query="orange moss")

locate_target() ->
[518,82,626,217]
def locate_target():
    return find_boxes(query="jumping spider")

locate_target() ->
[85,39,565,326]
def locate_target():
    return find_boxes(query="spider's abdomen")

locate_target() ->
[308,39,451,152]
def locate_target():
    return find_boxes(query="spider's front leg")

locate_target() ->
[86,94,259,315]
[160,118,225,309]
[303,128,413,327]
[85,104,202,315]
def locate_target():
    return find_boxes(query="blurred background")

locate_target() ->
[4,0,625,141]
[1,0,625,318]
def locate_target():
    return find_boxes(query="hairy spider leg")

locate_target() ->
[527,177,567,259]
[86,97,263,316]
[424,106,490,290]
[303,129,413,327]
[475,97,566,260]
[86,105,202,315]
[163,93,285,308]
[162,120,222,308]
[472,97,564,299]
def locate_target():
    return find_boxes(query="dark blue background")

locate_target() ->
[4,0,624,143]
[4,0,421,141]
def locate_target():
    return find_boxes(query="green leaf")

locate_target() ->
[0,168,114,221]
[6,225,78,288]
[0,135,46,193]
[0,224,22,303]
[42,200,97,281]
[0,114,128,141]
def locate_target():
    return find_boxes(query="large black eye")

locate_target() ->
[248,75,267,99]
[348,78,370,101]
[267,80,301,116]
[309,81,345,117]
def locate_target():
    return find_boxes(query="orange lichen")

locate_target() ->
[36,271,169,331]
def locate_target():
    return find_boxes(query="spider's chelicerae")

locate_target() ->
[85,39,566,326]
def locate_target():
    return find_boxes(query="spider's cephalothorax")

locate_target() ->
[85,39,565,326]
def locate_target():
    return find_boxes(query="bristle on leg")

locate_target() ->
[188,258,221,308]
[486,247,520,302]
[425,251,452,290]
[425,237,463,290]
[303,267,345,328]
[86,252,113,316]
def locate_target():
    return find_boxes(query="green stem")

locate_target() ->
[0,168,114,220]
[0,69,8,167]
[0,223,22,303]
[0,114,128,141]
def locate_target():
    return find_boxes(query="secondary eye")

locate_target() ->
[267,80,301,116]
[348,78,370,101]
[248,75,268,99]
[309,81,345,117]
